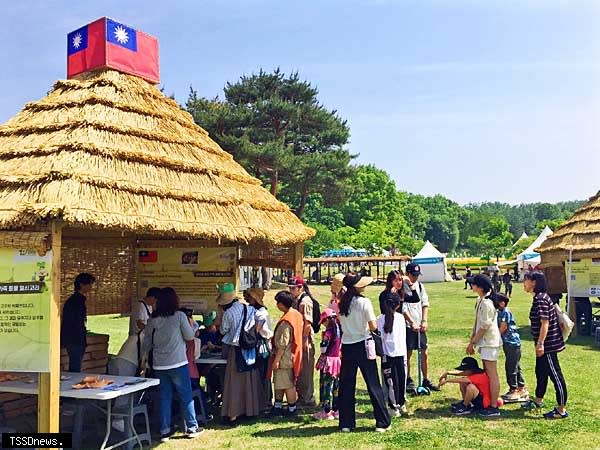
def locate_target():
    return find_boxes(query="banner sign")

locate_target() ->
[412,257,444,265]
[0,248,52,372]
[566,258,600,297]
[137,247,237,312]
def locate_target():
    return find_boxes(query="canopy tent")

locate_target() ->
[411,240,451,282]
[511,231,529,248]
[518,226,553,272]
[0,18,314,436]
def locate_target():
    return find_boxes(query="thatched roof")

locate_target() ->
[0,70,314,245]
[537,191,600,254]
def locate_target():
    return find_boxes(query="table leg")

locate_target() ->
[127,394,143,450]
[99,400,111,450]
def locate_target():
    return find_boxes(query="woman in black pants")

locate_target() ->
[337,273,391,432]
[522,272,569,419]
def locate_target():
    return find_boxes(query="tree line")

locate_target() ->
[185,69,583,258]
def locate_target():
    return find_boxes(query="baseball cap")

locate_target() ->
[287,275,305,287]
[406,263,421,276]
[455,357,484,373]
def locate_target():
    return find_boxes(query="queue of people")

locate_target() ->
[59,266,569,442]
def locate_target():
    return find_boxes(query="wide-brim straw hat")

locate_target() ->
[331,273,345,294]
[354,276,374,289]
[244,288,265,306]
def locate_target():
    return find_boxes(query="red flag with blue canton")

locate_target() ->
[67,17,159,83]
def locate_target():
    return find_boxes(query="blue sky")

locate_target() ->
[1,0,599,204]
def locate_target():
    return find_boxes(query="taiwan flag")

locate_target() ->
[67,17,159,83]
[138,250,158,263]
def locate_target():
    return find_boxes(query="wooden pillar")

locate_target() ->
[38,221,62,438]
[377,261,380,281]
[293,242,304,276]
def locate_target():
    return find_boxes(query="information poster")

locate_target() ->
[0,248,52,372]
[137,247,237,312]
[566,258,600,297]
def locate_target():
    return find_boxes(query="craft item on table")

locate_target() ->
[0,373,33,383]
[72,375,114,389]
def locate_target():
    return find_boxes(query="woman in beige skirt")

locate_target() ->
[217,283,261,424]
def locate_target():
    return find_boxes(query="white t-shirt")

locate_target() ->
[116,335,139,366]
[339,296,376,344]
[403,282,429,327]
[129,301,153,336]
[376,313,407,357]
[255,307,273,339]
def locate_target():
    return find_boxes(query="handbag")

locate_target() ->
[257,336,271,359]
[236,346,256,372]
[239,305,258,350]
[555,304,574,342]
[370,330,385,357]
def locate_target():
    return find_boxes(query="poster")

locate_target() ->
[0,248,52,372]
[137,247,237,312]
[566,258,600,297]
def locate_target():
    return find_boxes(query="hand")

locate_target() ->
[439,378,447,387]
[207,342,214,350]
[421,322,429,333]
[411,323,421,332]
[438,372,447,384]
[273,360,280,370]
[466,342,475,355]
[535,344,545,357]
[402,276,412,286]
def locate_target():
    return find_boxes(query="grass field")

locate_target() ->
[88,282,600,450]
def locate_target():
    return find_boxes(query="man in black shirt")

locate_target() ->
[61,273,96,372]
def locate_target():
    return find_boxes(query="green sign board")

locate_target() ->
[0,248,52,372]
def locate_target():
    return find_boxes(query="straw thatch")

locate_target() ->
[536,191,600,255]
[0,70,314,245]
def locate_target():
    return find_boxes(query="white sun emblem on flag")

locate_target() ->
[114,26,129,44]
[72,33,82,49]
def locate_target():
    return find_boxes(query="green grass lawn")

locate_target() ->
[88,282,600,450]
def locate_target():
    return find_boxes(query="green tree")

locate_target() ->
[536,218,563,232]
[186,69,353,217]
[467,217,514,262]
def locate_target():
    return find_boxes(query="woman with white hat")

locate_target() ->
[337,273,391,433]
[218,283,261,424]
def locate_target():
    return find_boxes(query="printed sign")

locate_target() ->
[137,247,237,312]
[0,248,52,372]
[566,258,600,298]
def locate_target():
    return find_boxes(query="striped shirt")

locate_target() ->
[529,292,564,353]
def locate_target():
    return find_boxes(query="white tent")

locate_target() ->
[519,232,529,240]
[518,226,553,273]
[411,241,451,282]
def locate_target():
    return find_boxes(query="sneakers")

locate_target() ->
[479,407,501,418]
[160,431,174,442]
[543,408,569,420]
[341,427,352,433]
[406,378,417,394]
[501,390,521,403]
[185,427,205,438]
[450,401,464,412]
[518,388,530,401]
[453,404,473,416]
[375,425,391,432]
[269,406,285,417]
[423,379,440,392]
[333,410,339,419]
[521,399,544,410]
[399,404,407,415]
[284,407,298,417]
[388,406,401,418]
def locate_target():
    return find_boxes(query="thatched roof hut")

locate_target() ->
[0,69,314,314]
[537,191,600,293]
[0,69,314,245]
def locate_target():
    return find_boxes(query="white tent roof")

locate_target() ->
[413,240,444,259]
[519,226,553,258]
[519,232,528,240]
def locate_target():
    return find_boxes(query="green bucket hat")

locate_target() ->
[216,282,236,306]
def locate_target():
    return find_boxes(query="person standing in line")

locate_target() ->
[217,283,261,424]
[403,263,439,393]
[467,274,503,418]
[288,275,316,407]
[142,287,202,441]
[377,293,407,418]
[521,272,569,419]
[270,291,304,417]
[502,271,513,297]
[61,273,96,373]
[337,273,391,433]
[244,287,274,413]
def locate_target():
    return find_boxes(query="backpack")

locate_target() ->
[239,305,258,350]
[294,293,321,333]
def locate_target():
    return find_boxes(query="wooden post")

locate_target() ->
[38,221,62,438]
[293,242,303,276]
